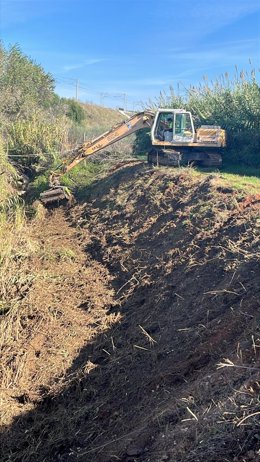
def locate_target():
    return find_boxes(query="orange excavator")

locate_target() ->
[40,109,226,204]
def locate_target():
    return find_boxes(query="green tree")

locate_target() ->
[0,44,55,124]
[0,44,72,174]
[65,99,86,124]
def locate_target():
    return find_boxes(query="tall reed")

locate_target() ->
[148,68,260,167]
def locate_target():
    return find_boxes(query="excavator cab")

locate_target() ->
[152,109,195,144]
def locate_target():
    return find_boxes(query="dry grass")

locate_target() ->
[0,208,118,433]
[81,102,123,131]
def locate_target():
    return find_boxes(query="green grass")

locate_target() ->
[81,102,123,131]
[159,163,260,194]
[192,166,260,193]
[28,158,104,202]
[222,164,260,178]
[218,172,260,193]
[61,161,104,191]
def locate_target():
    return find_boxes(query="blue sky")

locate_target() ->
[0,0,259,109]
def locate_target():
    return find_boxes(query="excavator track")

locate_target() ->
[147,148,222,167]
[148,149,182,166]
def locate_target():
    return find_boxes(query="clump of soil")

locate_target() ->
[0,165,259,462]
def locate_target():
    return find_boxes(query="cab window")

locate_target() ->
[175,113,193,137]
[155,112,173,141]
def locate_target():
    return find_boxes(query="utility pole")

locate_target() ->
[75,79,79,101]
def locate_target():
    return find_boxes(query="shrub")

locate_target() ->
[133,128,151,155]
[65,99,86,124]
[7,109,70,174]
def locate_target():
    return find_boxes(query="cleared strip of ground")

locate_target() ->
[0,166,259,462]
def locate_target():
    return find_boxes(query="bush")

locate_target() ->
[65,99,86,124]
[7,109,70,174]
[133,128,151,155]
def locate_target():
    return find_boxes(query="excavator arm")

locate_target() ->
[40,111,155,204]
[65,111,155,172]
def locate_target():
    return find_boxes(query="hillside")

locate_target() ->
[0,165,259,462]
[82,102,124,130]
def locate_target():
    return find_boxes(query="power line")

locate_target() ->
[54,75,130,109]
[54,75,76,84]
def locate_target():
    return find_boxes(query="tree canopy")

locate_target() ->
[0,44,56,123]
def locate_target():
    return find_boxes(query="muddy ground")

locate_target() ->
[0,165,259,461]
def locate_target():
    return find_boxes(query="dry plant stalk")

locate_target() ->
[217,358,260,371]
[138,325,157,345]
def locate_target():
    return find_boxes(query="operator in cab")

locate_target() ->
[164,116,173,141]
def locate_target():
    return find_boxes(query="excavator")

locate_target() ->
[40,108,226,204]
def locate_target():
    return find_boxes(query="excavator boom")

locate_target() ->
[64,111,155,172]
[40,111,155,204]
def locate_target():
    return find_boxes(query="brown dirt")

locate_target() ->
[0,165,259,462]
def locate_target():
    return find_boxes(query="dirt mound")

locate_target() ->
[0,166,259,462]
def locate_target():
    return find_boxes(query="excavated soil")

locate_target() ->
[0,165,259,462]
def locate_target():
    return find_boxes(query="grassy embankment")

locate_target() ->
[0,141,34,320]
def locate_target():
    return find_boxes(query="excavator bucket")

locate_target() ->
[40,186,72,205]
